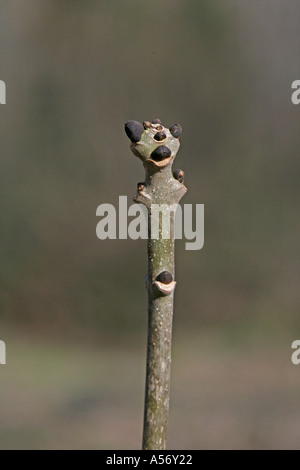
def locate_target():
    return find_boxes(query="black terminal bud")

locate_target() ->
[124,120,144,142]
[150,145,171,162]
[169,123,182,138]
[173,169,184,184]
[154,131,166,141]
[156,271,173,284]
[152,118,162,124]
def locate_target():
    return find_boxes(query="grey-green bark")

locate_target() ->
[125,119,186,450]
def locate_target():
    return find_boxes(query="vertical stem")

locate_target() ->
[124,118,186,451]
[143,214,175,450]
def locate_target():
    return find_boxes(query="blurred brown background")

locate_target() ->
[0,0,299,449]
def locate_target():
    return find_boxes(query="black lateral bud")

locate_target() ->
[152,118,162,124]
[169,123,182,138]
[173,169,184,184]
[156,271,173,284]
[154,131,166,142]
[150,145,171,162]
[137,182,145,191]
[124,120,144,142]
